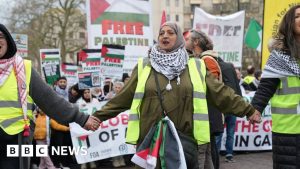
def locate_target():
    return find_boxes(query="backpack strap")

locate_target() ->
[201,54,223,82]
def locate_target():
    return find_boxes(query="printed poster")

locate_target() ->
[40,49,61,85]
[193,8,245,67]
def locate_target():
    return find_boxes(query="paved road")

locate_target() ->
[64,151,272,169]
[94,151,272,169]
[219,151,272,169]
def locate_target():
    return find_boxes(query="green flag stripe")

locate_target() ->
[64,70,77,72]
[42,58,60,61]
[245,19,262,49]
[78,138,83,147]
[86,58,100,61]
[104,53,124,59]
[94,12,149,26]
[160,122,167,169]
[150,121,161,151]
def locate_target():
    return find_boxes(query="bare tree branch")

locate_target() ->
[7,0,86,64]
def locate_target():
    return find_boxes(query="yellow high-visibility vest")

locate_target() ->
[0,60,34,135]
[126,57,210,145]
[244,75,255,84]
[271,76,300,134]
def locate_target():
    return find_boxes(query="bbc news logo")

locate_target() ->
[7,145,88,157]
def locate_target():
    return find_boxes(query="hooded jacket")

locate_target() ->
[0,24,17,59]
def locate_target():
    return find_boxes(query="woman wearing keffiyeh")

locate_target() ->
[0,24,100,169]
[93,22,261,169]
[251,5,300,169]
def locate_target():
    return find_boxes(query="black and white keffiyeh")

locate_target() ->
[262,50,300,78]
[150,44,188,85]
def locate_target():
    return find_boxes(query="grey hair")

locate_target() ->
[190,30,214,51]
[114,81,124,87]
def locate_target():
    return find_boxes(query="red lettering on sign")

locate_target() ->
[125,22,135,34]
[263,120,272,132]
[135,22,143,35]
[109,117,120,126]
[113,21,125,34]
[102,20,144,35]
[241,121,251,132]
[86,61,100,66]
[252,123,259,132]
[99,113,129,128]
[104,57,121,63]
[102,20,112,34]
[121,114,128,125]
[100,122,109,129]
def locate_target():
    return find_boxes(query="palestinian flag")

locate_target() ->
[101,44,125,62]
[40,50,60,61]
[131,117,187,169]
[61,64,77,75]
[89,0,150,26]
[131,121,163,169]
[77,135,91,148]
[79,49,101,62]
[245,18,262,51]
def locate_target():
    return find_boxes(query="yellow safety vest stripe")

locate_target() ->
[189,58,210,144]
[0,60,34,135]
[271,76,300,134]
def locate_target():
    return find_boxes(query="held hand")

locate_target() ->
[84,116,101,131]
[248,110,262,124]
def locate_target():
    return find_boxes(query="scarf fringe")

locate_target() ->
[1,56,28,137]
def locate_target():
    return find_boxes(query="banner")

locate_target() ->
[193,8,245,67]
[40,49,61,85]
[86,0,153,49]
[70,111,136,164]
[70,92,272,164]
[123,46,148,74]
[220,91,272,151]
[262,1,300,68]
[100,44,125,79]
[12,34,28,58]
[78,49,101,72]
[61,63,78,87]
[79,101,107,115]
[78,72,101,89]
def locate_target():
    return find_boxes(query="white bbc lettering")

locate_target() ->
[36,145,48,157]
[51,146,60,155]
[21,145,33,157]
[7,145,19,157]
[61,146,68,156]
[7,145,88,157]
[69,146,88,156]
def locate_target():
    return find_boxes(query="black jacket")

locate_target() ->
[251,78,280,112]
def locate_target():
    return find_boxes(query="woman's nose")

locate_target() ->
[162,33,168,38]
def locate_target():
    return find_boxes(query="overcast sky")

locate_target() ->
[0,0,14,25]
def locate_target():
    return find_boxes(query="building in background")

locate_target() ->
[152,0,263,72]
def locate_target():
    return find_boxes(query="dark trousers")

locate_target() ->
[210,134,219,169]
[50,129,75,167]
[0,128,19,169]
[0,128,33,169]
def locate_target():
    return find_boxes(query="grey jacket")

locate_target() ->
[30,68,89,127]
